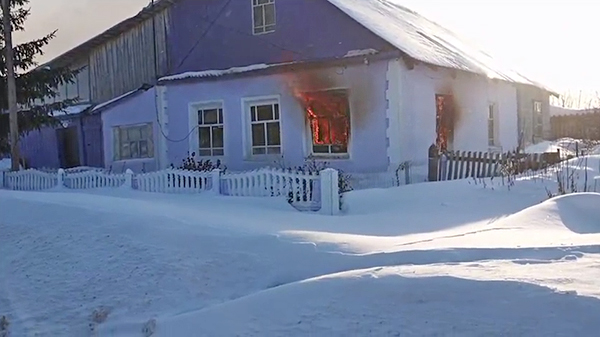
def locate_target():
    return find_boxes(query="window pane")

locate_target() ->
[256,105,273,121]
[250,106,257,122]
[252,123,266,146]
[313,145,329,154]
[253,6,263,27]
[266,121,280,145]
[203,109,219,124]
[218,108,223,124]
[331,144,347,154]
[128,127,142,141]
[199,127,211,148]
[139,140,149,157]
[264,25,275,33]
[264,3,275,25]
[253,147,266,155]
[130,141,140,158]
[141,125,150,140]
[213,149,224,156]
[267,146,280,154]
[120,128,129,142]
[198,110,203,125]
[274,103,280,119]
[121,143,131,159]
[212,125,224,148]
[199,149,212,156]
[254,27,264,34]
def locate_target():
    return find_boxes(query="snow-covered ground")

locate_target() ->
[525,137,600,157]
[1,157,600,336]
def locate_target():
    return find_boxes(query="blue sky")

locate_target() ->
[16,0,600,96]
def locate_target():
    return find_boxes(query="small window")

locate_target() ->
[533,100,543,138]
[488,103,497,146]
[113,123,154,161]
[198,107,224,156]
[302,89,350,155]
[248,101,281,155]
[252,0,275,34]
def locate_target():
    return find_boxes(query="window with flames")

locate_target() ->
[303,89,351,155]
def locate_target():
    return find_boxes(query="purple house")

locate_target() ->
[26,0,557,178]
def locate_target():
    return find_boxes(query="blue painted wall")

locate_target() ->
[168,0,393,74]
[101,88,159,173]
[19,114,104,169]
[164,59,390,173]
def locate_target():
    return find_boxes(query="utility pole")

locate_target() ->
[2,0,19,171]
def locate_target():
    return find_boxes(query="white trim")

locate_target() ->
[251,0,276,35]
[156,85,169,169]
[385,59,402,169]
[188,100,226,160]
[241,95,282,160]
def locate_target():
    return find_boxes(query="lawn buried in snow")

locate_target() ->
[1,156,600,336]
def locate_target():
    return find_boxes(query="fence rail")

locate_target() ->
[0,166,337,214]
[428,145,562,182]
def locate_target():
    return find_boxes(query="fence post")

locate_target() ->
[0,170,4,189]
[320,168,340,215]
[124,169,134,189]
[211,169,221,195]
[428,144,439,181]
[57,169,65,189]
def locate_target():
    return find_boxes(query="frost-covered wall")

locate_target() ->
[164,60,390,173]
[387,59,519,181]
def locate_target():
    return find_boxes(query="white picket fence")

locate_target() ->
[0,167,340,215]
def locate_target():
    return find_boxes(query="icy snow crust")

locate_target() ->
[1,157,600,335]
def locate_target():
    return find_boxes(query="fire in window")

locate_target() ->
[435,94,455,152]
[302,89,350,155]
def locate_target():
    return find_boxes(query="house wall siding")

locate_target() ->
[168,0,393,74]
[89,8,170,103]
[101,88,159,173]
[391,61,519,181]
[163,60,390,173]
[517,85,551,147]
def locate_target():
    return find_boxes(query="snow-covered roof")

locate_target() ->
[50,104,92,118]
[326,0,556,94]
[159,63,277,82]
[91,85,152,113]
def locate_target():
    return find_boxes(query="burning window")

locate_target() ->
[302,89,350,155]
[435,94,455,152]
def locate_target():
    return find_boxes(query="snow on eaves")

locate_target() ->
[159,64,276,82]
[50,104,92,117]
[159,49,384,82]
[326,0,556,94]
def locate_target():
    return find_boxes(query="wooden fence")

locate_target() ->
[551,110,600,140]
[428,145,561,181]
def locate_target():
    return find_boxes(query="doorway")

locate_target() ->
[57,127,81,168]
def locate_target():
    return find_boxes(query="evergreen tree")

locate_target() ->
[1,0,79,153]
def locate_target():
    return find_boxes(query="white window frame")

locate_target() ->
[487,102,499,147]
[252,0,276,35]
[301,88,352,158]
[241,95,282,160]
[533,100,543,138]
[188,100,225,159]
[113,123,154,161]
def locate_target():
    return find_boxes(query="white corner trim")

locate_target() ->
[385,59,402,170]
[240,94,282,159]
[188,100,225,159]
[156,85,169,169]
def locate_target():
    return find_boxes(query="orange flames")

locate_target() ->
[286,71,350,149]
